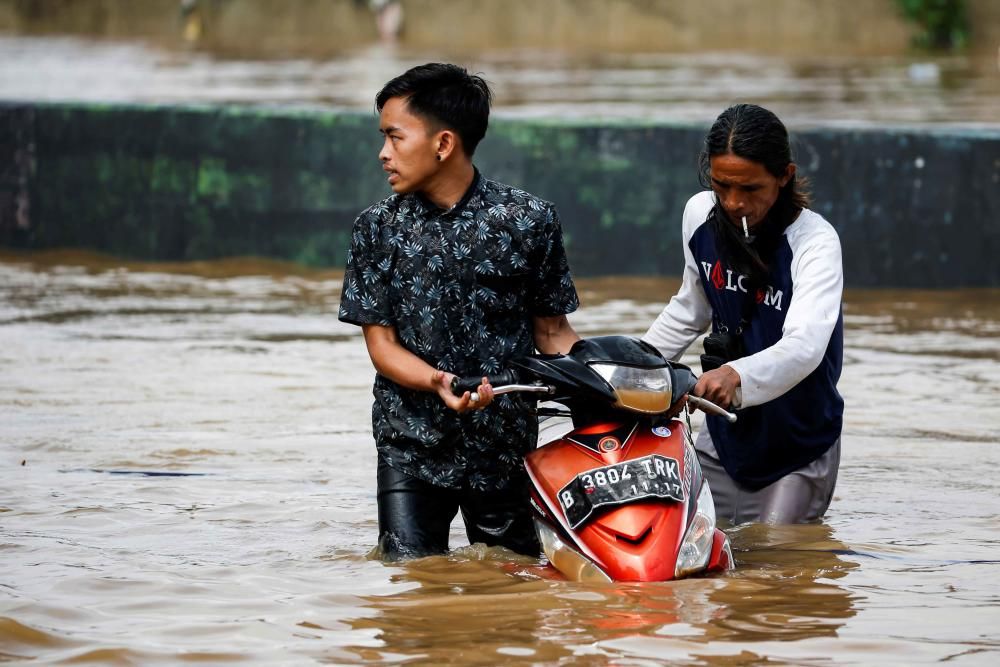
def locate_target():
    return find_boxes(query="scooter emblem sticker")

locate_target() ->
[598,436,620,452]
[652,426,672,438]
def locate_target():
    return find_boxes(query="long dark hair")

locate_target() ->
[698,104,809,285]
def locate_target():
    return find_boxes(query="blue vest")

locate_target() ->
[690,221,844,490]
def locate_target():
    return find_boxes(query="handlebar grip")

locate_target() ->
[449,370,519,397]
[450,376,483,396]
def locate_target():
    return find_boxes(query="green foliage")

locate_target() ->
[895,0,970,50]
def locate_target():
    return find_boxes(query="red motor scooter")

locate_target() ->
[454,336,735,582]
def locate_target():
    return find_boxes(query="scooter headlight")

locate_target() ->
[674,480,718,578]
[534,519,612,584]
[590,363,672,414]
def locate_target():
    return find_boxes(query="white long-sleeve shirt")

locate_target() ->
[642,191,844,488]
[643,191,843,408]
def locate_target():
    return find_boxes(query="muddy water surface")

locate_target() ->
[2,252,999,665]
[1,35,999,127]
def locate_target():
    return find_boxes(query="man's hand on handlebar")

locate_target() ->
[692,365,740,411]
[432,370,494,413]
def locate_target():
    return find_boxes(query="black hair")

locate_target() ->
[698,103,811,286]
[375,63,492,157]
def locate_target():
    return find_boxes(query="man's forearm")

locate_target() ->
[362,324,438,391]
[361,324,489,412]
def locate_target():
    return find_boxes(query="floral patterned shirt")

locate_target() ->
[339,170,579,491]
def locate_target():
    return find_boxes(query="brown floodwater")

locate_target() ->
[1,35,999,127]
[2,250,999,665]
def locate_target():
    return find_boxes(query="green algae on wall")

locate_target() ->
[482,121,705,277]
[1,101,999,288]
[1,103,384,268]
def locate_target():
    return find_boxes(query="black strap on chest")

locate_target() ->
[714,281,759,336]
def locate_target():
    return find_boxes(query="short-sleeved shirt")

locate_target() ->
[338,170,579,491]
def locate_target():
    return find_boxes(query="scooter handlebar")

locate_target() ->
[450,371,554,403]
[449,370,519,397]
[450,362,733,421]
[670,366,737,422]
[687,395,738,423]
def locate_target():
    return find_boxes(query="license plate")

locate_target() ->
[557,454,684,529]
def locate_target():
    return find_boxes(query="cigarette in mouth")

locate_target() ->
[742,216,749,239]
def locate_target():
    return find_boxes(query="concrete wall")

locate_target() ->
[1,102,998,288]
[2,0,997,56]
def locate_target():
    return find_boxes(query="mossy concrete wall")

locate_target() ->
[1,102,998,288]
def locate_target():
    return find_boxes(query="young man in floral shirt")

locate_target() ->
[339,63,580,559]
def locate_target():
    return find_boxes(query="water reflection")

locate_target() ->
[2,252,1000,664]
[713,524,860,641]
[337,524,859,664]
[342,548,576,664]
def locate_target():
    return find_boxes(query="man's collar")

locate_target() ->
[413,167,482,215]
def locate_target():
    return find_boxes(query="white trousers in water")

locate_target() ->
[695,428,840,526]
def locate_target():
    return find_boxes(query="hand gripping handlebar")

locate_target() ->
[450,368,736,422]
[687,395,738,423]
[450,371,553,402]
